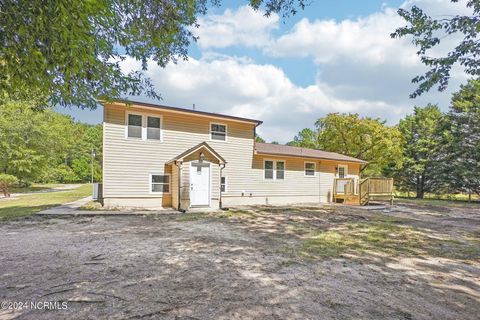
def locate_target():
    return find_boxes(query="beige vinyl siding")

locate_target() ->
[103,104,255,207]
[103,103,362,208]
[221,156,361,205]
[318,161,336,203]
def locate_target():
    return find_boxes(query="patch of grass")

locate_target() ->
[293,216,480,261]
[175,212,211,222]
[395,191,480,201]
[216,209,257,219]
[175,209,258,222]
[397,197,480,208]
[0,184,91,221]
[10,183,63,194]
[395,192,480,207]
[78,200,117,211]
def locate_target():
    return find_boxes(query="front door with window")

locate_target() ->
[190,162,210,206]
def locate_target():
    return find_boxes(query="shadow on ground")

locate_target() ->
[0,203,479,319]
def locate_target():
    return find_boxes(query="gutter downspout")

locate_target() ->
[174,160,184,212]
[219,163,226,209]
[318,160,322,203]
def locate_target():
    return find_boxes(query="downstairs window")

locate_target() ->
[151,174,170,193]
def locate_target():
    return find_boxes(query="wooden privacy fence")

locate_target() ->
[334,177,394,205]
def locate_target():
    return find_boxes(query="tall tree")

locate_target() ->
[0,0,307,109]
[255,135,266,143]
[0,98,76,183]
[287,128,318,148]
[288,113,404,176]
[439,78,480,195]
[392,0,480,97]
[69,125,103,182]
[396,104,444,198]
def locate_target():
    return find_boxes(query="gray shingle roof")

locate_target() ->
[254,143,367,164]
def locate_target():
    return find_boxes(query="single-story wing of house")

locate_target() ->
[101,100,367,210]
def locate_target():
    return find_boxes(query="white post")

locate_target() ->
[91,149,96,184]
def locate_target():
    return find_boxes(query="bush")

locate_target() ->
[38,165,80,183]
[0,174,19,197]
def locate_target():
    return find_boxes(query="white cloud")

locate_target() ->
[121,55,405,143]
[194,6,279,49]
[263,0,469,113]
[267,0,470,66]
[267,9,418,66]
[117,0,472,143]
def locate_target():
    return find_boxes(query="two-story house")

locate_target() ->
[102,100,366,210]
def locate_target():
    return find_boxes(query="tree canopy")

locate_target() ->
[438,78,480,195]
[0,98,102,184]
[0,0,307,109]
[288,113,404,176]
[395,104,444,198]
[392,0,480,97]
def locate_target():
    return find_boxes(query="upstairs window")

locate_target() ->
[210,123,227,141]
[264,160,285,180]
[147,116,161,140]
[128,114,142,138]
[151,174,170,193]
[305,162,315,176]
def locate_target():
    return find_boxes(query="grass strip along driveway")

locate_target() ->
[0,184,90,220]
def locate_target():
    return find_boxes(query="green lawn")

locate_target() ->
[396,198,480,208]
[10,183,64,194]
[394,191,480,207]
[0,184,91,220]
[395,191,479,201]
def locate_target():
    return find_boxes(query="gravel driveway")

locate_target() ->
[0,203,479,319]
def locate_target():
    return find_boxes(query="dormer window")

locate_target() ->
[210,123,227,141]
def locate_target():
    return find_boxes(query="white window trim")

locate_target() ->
[304,161,316,177]
[209,122,228,142]
[149,173,171,194]
[263,159,286,181]
[125,111,163,142]
[337,164,348,178]
[221,176,227,193]
[125,111,143,140]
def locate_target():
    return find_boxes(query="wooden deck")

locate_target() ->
[333,177,394,206]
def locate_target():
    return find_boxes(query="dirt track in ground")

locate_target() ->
[0,202,479,319]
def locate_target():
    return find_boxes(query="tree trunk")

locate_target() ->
[416,175,424,199]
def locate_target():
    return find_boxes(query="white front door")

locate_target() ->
[190,162,210,206]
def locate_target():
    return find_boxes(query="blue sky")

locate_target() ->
[59,0,469,143]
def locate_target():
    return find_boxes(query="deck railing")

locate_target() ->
[334,177,394,205]
[334,178,355,195]
[367,178,394,195]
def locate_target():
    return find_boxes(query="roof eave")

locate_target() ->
[102,99,263,126]
[254,151,367,164]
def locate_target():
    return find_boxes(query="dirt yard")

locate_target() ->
[0,202,479,319]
